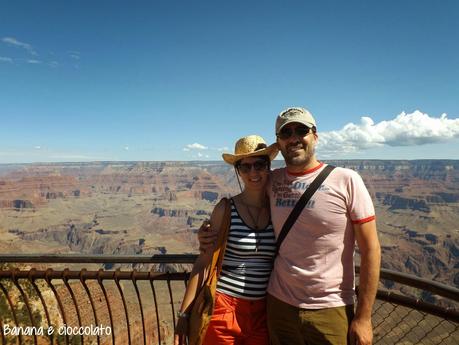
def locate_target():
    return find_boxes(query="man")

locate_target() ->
[200,107,381,345]
[266,107,380,345]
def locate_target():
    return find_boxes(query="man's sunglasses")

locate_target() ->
[236,160,269,174]
[277,124,313,140]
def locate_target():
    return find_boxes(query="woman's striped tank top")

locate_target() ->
[216,198,276,300]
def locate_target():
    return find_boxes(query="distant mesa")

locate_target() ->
[377,193,430,212]
[0,199,34,210]
[201,191,218,202]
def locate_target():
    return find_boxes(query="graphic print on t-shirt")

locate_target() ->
[271,176,330,208]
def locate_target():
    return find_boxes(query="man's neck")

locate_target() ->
[286,157,320,174]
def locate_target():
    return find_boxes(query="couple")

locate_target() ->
[175,107,381,345]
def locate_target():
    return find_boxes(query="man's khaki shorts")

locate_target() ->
[267,294,354,345]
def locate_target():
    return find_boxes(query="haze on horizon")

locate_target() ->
[1,1,458,164]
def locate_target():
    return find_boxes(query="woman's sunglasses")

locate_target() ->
[236,160,269,174]
[277,124,313,140]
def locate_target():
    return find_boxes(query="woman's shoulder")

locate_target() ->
[210,197,232,229]
[215,196,232,211]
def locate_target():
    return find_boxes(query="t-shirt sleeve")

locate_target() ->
[347,171,375,224]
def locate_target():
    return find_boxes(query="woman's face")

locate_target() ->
[236,156,270,191]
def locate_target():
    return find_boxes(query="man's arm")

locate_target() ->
[350,219,381,345]
[197,220,218,253]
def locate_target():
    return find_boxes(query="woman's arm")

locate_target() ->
[174,198,227,344]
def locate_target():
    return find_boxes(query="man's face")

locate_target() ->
[276,122,317,167]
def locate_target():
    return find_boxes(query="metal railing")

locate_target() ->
[0,254,458,345]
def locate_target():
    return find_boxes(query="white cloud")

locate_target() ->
[124,146,129,151]
[49,154,99,160]
[185,143,208,150]
[2,37,37,55]
[184,144,230,159]
[0,56,13,63]
[0,149,105,163]
[1,37,73,68]
[318,110,459,155]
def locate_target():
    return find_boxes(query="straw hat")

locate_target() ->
[222,135,279,165]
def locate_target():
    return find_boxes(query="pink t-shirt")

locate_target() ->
[267,163,375,309]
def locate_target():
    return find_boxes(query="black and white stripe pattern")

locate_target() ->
[216,199,276,300]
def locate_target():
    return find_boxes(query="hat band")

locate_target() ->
[255,143,267,151]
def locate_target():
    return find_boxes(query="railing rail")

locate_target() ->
[2,254,458,302]
[0,254,198,264]
[1,254,458,345]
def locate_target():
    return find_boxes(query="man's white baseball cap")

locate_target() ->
[275,107,316,134]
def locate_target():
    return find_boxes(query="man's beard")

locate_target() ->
[281,142,316,167]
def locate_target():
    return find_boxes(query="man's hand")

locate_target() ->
[197,220,218,253]
[349,316,373,345]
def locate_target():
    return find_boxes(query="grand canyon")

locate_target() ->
[0,160,458,288]
[0,160,458,344]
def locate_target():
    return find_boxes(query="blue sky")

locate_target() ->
[1,1,458,163]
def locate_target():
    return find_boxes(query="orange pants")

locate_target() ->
[203,291,269,345]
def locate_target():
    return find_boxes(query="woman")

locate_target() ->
[174,135,278,345]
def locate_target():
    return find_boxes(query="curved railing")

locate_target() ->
[0,254,458,345]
